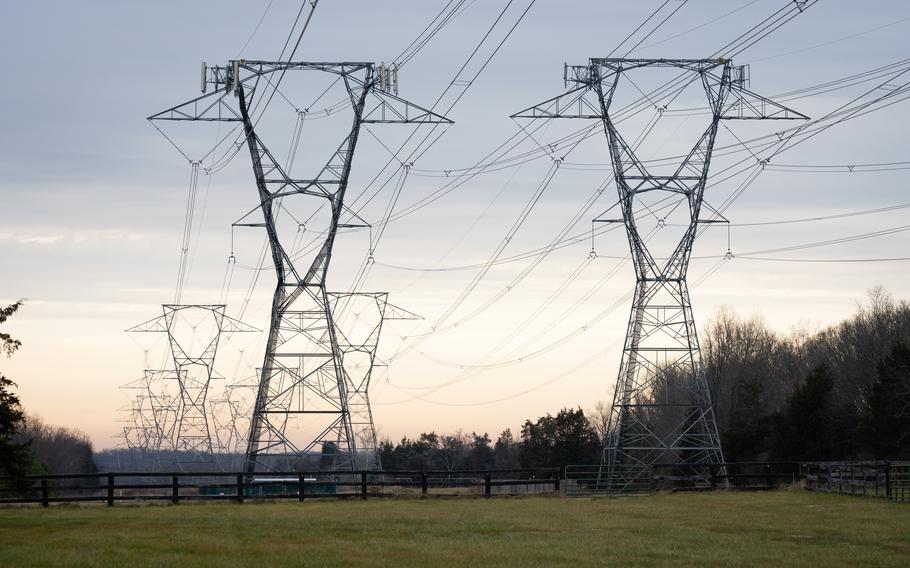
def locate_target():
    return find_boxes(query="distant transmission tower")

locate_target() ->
[328,292,421,469]
[119,369,178,453]
[127,304,257,468]
[151,61,451,473]
[515,58,806,491]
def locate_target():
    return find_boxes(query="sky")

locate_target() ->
[2,0,910,450]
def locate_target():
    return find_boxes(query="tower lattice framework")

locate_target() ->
[151,61,451,473]
[515,58,806,491]
[127,304,257,468]
[328,292,421,470]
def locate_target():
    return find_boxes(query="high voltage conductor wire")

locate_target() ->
[216,0,472,182]
[606,0,678,58]
[376,251,725,407]
[405,231,643,376]
[750,14,910,64]
[236,0,276,57]
[345,0,540,238]
[376,97,896,364]
[347,0,535,214]
[373,1,819,195]
[689,64,910,231]
[375,113,910,273]
[382,2,864,406]
[378,215,767,407]
[225,0,500,374]
[173,161,200,304]
[370,0,801,225]
[339,0,542,310]
[380,2,896,398]
[392,0,470,68]
[239,1,824,386]
[391,204,680,377]
[382,82,760,361]
[620,0,690,58]
[403,58,910,178]
[738,256,910,263]
[392,108,680,344]
[145,1,314,376]
[635,0,760,52]
[157,0,324,317]
[229,0,509,294]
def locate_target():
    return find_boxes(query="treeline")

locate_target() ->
[14,415,98,475]
[94,449,248,473]
[1,300,98,487]
[379,288,910,470]
[378,408,601,471]
[706,287,910,462]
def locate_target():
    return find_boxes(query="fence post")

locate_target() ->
[553,471,560,494]
[172,475,179,504]
[885,461,892,500]
[765,463,773,489]
[421,472,428,497]
[298,473,305,503]
[41,477,49,508]
[107,474,114,506]
[484,471,492,498]
[236,475,244,504]
[361,472,368,500]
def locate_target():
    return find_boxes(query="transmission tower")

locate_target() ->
[328,292,421,469]
[118,369,179,453]
[514,58,806,491]
[127,304,257,468]
[150,61,451,473]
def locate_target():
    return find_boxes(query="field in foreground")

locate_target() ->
[1,491,909,567]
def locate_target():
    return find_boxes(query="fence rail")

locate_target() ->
[652,462,802,492]
[565,462,801,496]
[803,461,910,502]
[6,462,910,505]
[0,469,560,506]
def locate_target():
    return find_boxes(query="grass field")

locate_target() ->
[1,490,909,567]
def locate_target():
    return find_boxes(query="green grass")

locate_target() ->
[1,491,909,567]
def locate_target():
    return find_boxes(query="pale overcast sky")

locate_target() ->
[2,0,910,448]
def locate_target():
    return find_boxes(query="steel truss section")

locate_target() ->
[127,304,257,468]
[327,292,421,470]
[118,369,179,455]
[514,58,806,492]
[151,61,451,474]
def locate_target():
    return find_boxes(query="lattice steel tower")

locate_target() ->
[328,292,421,469]
[127,305,257,467]
[515,58,805,491]
[151,61,451,473]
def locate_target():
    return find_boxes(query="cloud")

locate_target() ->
[0,228,147,246]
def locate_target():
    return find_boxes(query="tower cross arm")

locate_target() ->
[219,314,261,334]
[238,61,374,76]
[147,89,241,122]
[382,301,423,321]
[511,84,603,119]
[361,90,453,124]
[720,84,810,121]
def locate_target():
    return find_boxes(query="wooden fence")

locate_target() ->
[803,461,910,502]
[7,462,909,505]
[0,469,560,506]
[565,462,801,496]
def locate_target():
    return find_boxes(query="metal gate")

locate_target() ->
[564,465,652,496]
